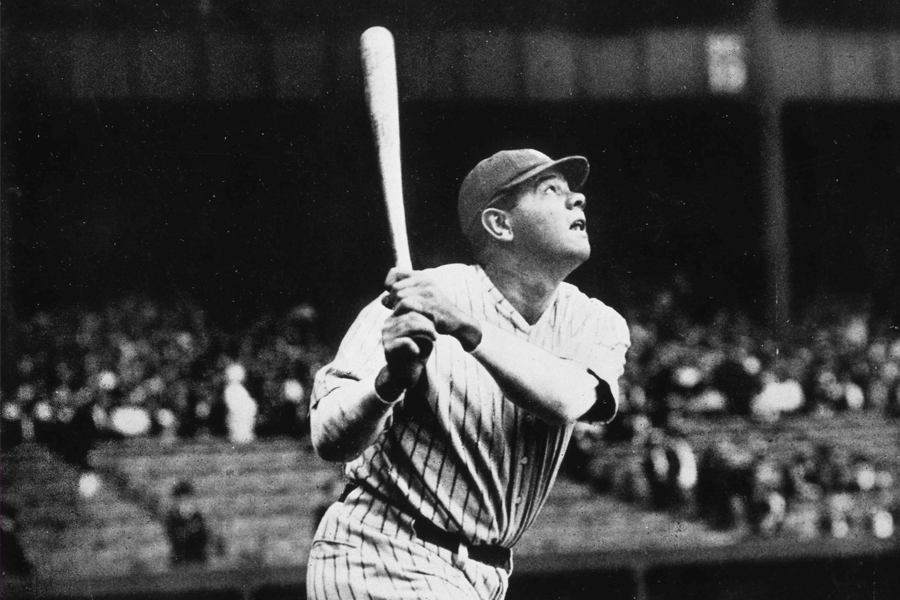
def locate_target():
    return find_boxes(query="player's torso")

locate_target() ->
[347,264,588,546]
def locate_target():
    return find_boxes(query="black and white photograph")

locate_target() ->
[2,2,899,599]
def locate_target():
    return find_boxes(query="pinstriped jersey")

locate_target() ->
[311,263,630,548]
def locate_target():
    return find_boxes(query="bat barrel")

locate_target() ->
[360,27,412,271]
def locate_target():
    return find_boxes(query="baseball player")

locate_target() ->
[307,149,631,600]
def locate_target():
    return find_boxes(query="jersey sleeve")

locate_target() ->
[310,296,391,410]
[588,304,631,400]
[570,299,631,422]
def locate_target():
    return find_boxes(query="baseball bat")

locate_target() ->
[360,26,413,271]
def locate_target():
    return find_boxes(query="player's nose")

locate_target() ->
[567,191,586,210]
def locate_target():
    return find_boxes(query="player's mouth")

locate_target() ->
[570,218,586,231]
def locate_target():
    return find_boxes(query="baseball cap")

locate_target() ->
[457,149,590,237]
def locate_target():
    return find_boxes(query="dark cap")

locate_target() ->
[457,149,589,238]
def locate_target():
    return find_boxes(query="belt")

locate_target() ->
[412,515,512,570]
[338,483,511,570]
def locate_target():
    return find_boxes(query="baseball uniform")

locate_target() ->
[307,263,630,600]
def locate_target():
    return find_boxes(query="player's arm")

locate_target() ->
[310,303,435,463]
[468,323,618,424]
[387,270,624,425]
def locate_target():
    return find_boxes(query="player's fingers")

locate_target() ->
[384,335,421,359]
[405,312,438,341]
[381,284,418,310]
[389,271,435,293]
[392,296,432,320]
[384,267,414,288]
[385,311,437,341]
[392,280,443,311]
[383,269,420,308]
[385,332,434,362]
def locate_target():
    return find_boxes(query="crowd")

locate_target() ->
[4,284,897,436]
[569,416,898,539]
[2,283,898,544]
[603,277,900,426]
[565,280,900,540]
[3,283,899,455]
[1,296,330,467]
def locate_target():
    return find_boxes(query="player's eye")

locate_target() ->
[545,177,571,195]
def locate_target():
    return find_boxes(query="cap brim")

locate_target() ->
[497,155,590,196]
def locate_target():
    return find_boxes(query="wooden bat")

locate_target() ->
[360,26,412,270]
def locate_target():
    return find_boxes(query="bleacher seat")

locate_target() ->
[84,436,342,573]
[2,443,170,579]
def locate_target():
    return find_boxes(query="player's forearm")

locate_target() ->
[467,323,603,424]
[310,371,397,463]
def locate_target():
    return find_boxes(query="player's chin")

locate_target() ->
[561,245,591,268]
[570,239,591,261]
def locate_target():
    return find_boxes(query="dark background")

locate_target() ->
[4,95,899,341]
[3,0,900,342]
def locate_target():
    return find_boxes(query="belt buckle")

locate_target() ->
[453,539,469,568]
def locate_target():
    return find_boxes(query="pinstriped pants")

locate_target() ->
[306,491,511,600]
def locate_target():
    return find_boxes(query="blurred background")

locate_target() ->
[1,1,899,599]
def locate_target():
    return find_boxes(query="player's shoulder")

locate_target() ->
[557,281,621,318]
[558,282,630,341]
[421,263,481,289]
[423,262,477,278]
[419,263,491,306]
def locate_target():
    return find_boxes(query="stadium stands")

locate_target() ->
[2,292,898,598]
[2,443,169,580]
[4,413,898,600]
[88,437,342,571]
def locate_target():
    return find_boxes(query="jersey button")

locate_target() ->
[515,496,523,504]
[525,414,534,422]
[520,457,529,465]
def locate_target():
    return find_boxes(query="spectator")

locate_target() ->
[711,352,763,416]
[748,455,787,536]
[642,427,697,514]
[696,438,755,531]
[223,362,257,444]
[0,397,24,450]
[164,481,209,566]
[751,356,805,421]
[783,447,822,503]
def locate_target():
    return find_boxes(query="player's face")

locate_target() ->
[507,169,590,265]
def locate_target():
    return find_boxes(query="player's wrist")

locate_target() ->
[468,322,501,360]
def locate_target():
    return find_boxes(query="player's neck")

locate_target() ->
[482,260,563,325]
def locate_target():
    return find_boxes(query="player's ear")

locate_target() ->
[481,208,513,242]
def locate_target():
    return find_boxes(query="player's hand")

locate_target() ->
[378,309,437,400]
[382,268,482,351]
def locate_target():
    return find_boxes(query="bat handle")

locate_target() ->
[395,249,413,272]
